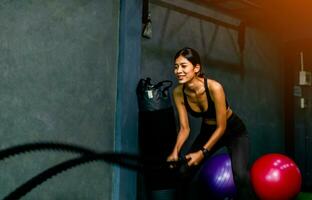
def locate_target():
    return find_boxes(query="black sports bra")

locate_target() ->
[183,78,229,119]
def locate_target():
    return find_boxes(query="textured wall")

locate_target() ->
[141,0,285,163]
[113,0,141,200]
[0,0,119,199]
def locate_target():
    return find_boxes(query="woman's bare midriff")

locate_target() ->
[203,108,233,125]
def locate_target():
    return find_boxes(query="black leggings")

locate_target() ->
[176,113,256,200]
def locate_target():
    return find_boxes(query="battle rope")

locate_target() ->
[0,142,187,200]
[0,142,97,160]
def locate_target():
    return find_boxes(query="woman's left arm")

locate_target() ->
[186,80,227,166]
[202,81,227,150]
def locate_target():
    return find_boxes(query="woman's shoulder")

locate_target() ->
[207,78,224,93]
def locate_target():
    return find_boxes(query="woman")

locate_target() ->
[167,47,255,200]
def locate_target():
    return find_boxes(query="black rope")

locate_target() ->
[3,153,144,200]
[0,142,97,160]
[0,142,187,200]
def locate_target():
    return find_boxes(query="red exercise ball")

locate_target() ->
[250,153,302,200]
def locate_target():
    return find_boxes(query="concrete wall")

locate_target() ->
[114,0,141,200]
[0,0,120,199]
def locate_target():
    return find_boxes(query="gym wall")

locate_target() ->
[0,0,121,199]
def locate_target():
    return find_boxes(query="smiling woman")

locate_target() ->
[167,47,256,200]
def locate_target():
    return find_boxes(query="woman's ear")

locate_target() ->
[194,64,201,74]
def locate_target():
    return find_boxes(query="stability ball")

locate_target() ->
[250,153,302,200]
[200,153,236,199]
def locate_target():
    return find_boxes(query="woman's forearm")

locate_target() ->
[203,126,225,151]
[174,128,190,153]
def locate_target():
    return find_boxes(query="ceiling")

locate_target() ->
[190,0,265,24]
[189,0,312,41]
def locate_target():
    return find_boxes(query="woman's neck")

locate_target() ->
[184,76,204,94]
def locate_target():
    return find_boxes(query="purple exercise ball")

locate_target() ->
[200,153,236,199]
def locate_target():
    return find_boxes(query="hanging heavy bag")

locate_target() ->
[136,77,173,112]
[136,77,177,190]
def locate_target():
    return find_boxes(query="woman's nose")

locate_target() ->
[176,66,182,73]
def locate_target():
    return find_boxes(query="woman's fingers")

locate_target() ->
[185,152,203,166]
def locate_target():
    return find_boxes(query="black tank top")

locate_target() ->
[183,78,229,119]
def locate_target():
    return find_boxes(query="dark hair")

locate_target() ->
[174,47,201,66]
[174,47,203,76]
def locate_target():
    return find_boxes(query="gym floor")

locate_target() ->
[297,192,312,200]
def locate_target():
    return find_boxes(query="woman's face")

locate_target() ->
[174,55,200,84]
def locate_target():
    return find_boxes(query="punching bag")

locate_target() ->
[137,77,177,190]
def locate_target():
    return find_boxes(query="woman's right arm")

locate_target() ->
[167,86,190,161]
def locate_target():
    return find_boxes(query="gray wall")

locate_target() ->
[141,0,285,163]
[0,0,121,199]
[114,0,141,200]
